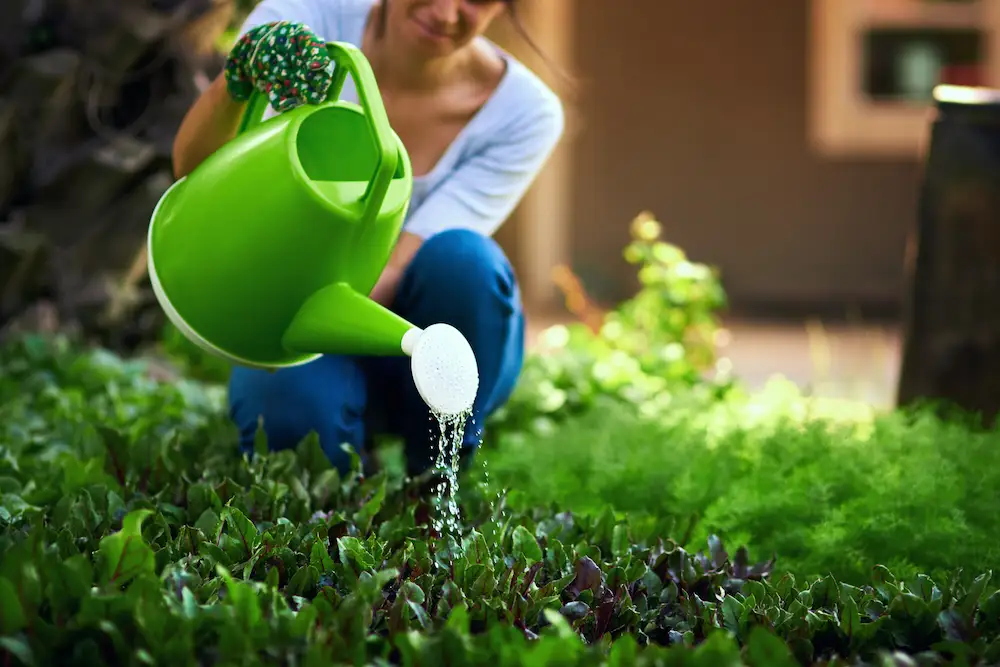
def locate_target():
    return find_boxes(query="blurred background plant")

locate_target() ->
[488,211,734,437]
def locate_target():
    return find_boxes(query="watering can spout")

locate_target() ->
[281,283,420,357]
[282,282,479,416]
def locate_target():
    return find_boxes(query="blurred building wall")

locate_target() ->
[492,0,926,319]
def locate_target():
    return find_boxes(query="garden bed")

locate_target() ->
[1,335,999,666]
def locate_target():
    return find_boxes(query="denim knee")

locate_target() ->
[396,228,520,318]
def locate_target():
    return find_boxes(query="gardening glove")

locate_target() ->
[224,20,335,113]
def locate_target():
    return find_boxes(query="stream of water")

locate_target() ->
[429,408,471,545]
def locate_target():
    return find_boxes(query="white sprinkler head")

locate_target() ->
[407,323,479,417]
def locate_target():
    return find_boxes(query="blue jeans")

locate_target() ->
[227,229,525,477]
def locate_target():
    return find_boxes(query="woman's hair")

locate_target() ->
[375,0,570,85]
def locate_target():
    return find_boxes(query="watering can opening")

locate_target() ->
[295,105,407,206]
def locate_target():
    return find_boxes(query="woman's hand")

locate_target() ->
[224,21,335,113]
[172,21,336,178]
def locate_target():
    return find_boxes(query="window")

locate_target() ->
[809,0,1000,158]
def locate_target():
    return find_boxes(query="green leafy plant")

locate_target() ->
[484,377,1000,586]
[2,334,1000,665]
[490,212,732,436]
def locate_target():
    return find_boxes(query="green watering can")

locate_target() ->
[147,41,479,415]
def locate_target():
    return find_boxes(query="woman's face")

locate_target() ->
[385,0,508,57]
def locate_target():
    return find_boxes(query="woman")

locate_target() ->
[171,0,564,478]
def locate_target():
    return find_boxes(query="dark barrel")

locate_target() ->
[897,84,1000,424]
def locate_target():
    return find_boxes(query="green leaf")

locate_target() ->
[0,576,26,633]
[253,422,269,458]
[46,554,92,620]
[959,570,992,618]
[871,565,899,602]
[462,530,490,565]
[221,505,260,559]
[98,508,155,586]
[611,524,629,559]
[310,540,336,573]
[721,595,744,638]
[406,600,431,628]
[840,593,862,639]
[216,564,262,628]
[608,633,638,664]
[512,525,542,564]
[774,573,796,600]
[355,475,387,525]
[742,579,767,604]
[337,537,375,571]
[745,626,798,667]
[692,629,743,666]
[287,566,319,598]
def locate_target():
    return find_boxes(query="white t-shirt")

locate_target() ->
[238,0,565,239]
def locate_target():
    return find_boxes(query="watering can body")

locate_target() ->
[148,41,417,369]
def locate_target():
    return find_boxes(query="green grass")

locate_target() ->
[482,378,1000,586]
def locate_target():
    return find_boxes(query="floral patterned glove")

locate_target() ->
[224,21,335,113]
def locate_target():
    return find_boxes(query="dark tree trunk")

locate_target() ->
[897,85,1000,426]
[0,0,233,352]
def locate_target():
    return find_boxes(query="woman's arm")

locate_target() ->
[171,74,247,179]
[171,0,324,178]
[369,86,566,305]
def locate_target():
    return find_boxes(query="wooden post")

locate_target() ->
[896,84,1000,424]
[515,0,576,312]
[486,0,578,313]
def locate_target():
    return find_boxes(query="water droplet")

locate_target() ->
[426,406,473,561]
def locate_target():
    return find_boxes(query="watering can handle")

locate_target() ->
[237,41,399,222]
